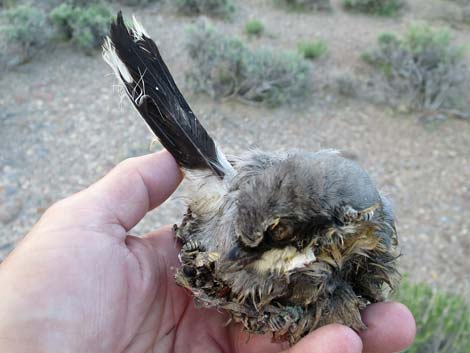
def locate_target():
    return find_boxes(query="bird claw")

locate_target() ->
[182,239,203,252]
[269,306,302,333]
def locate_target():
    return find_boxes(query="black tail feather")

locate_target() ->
[104,12,228,178]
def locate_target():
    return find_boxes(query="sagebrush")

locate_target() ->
[342,0,404,16]
[115,0,160,5]
[393,278,470,353]
[245,19,264,36]
[0,5,49,66]
[298,40,327,60]
[274,0,331,11]
[363,24,467,113]
[1,5,48,48]
[50,1,112,51]
[175,0,234,18]
[186,24,311,106]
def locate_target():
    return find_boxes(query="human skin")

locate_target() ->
[0,150,416,353]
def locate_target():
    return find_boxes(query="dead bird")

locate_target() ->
[103,12,400,345]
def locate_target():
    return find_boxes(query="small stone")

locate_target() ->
[0,187,24,224]
[448,150,457,158]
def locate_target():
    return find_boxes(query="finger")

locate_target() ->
[42,150,182,233]
[284,324,362,353]
[87,150,182,230]
[359,302,416,353]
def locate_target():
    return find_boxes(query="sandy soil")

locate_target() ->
[1,0,469,295]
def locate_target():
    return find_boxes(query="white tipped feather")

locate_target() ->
[104,12,233,179]
[102,38,133,83]
[131,15,149,40]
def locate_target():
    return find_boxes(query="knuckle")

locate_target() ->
[117,156,139,171]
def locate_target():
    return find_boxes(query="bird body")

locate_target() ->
[103,13,399,344]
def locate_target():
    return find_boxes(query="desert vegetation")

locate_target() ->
[342,0,405,16]
[298,39,328,60]
[175,0,235,18]
[0,5,49,65]
[363,24,468,116]
[116,0,160,5]
[244,19,264,37]
[394,278,470,353]
[50,1,113,51]
[274,0,332,11]
[186,24,311,106]
[0,0,113,67]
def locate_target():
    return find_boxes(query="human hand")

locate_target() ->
[0,150,415,353]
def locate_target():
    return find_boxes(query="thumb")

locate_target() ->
[284,324,363,353]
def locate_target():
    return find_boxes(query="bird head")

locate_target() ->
[224,150,393,275]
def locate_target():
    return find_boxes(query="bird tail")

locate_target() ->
[102,12,233,178]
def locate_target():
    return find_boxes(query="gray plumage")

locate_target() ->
[103,14,399,345]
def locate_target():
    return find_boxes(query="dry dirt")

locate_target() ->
[1,0,469,295]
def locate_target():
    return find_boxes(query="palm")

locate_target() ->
[118,230,286,353]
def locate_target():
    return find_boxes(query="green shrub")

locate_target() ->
[50,3,75,39]
[116,0,160,5]
[393,278,470,353]
[274,0,332,11]
[342,0,404,16]
[175,0,235,18]
[1,5,48,47]
[245,19,264,36]
[186,24,311,107]
[298,40,327,60]
[334,74,360,97]
[363,24,467,112]
[50,1,112,51]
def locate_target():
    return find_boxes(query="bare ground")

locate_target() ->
[1,0,469,295]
